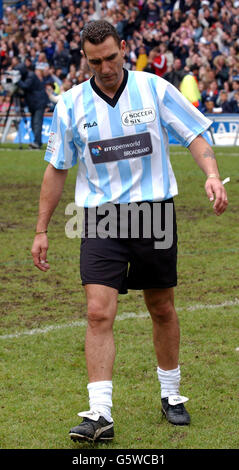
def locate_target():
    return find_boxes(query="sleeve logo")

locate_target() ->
[46,132,56,153]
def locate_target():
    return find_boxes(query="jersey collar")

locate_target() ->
[90,68,128,108]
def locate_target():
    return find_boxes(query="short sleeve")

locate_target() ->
[44,95,78,169]
[160,80,212,147]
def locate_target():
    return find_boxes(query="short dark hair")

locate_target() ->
[81,20,121,52]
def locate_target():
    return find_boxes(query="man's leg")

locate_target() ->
[144,287,179,370]
[69,284,118,442]
[85,284,118,382]
[144,287,190,425]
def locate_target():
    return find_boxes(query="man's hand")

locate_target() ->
[188,136,229,216]
[205,177,228,216]
[31,233,50,272]
[30,164,68,272]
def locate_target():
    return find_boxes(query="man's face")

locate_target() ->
[220,92,228,102]
[83,36,126,94]
[232,80,239,90]
[174,59,181,70]
[206,100,214,111]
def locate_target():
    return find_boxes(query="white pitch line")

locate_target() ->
[185,298,239,311]
[0,312,148,340]
[0,298,238,341]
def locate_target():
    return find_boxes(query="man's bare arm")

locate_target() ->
[188,135,228,216]
[31,164,68,271]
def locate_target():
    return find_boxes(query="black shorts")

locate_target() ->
[80,199,177,294]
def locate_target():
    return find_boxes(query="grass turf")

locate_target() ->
[0,145,238,449]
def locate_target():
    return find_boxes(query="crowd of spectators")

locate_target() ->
[1,0,239,116]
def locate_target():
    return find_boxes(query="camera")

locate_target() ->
[1,70,21,95]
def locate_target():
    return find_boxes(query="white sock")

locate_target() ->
[87,380,113,422]
[157,365,181,399]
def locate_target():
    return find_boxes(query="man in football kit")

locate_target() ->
[31,20,228,443]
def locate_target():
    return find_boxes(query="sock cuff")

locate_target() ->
[157,365,181,399]
[157,365,180,377]
[87,381,113,391]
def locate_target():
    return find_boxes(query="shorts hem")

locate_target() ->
[81,280,123,292]
[128,282,177,290]
[81,280,177,294]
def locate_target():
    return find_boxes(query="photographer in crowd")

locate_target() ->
[15,62,48,149]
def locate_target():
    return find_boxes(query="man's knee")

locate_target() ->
[86,285,117,326]
[86,293,117,328]
[151,300,175,321]
[87,300,109,323]
[144,289,176,321]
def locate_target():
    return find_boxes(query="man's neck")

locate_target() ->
[95,70,124,99]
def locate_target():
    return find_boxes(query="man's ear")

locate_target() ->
[121,40,126,56]
[81,49,86,58]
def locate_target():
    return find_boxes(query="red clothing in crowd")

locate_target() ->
[152,55,167,77]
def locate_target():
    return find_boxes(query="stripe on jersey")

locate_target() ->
[108,100,132,203]
[61,91,78,168]
[72,82,99,207]
[44,95,77,169]
[82,82,112,205]
[149,75,172,199]
[128,72,153,201]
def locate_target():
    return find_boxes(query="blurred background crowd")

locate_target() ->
[1,0,239,116]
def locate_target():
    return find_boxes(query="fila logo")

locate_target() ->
[84,121,98,129]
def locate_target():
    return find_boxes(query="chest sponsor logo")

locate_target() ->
[89,132,153,164]
[122,108,156,126]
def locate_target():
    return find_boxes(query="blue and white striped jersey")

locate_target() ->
[44,70,212,207]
